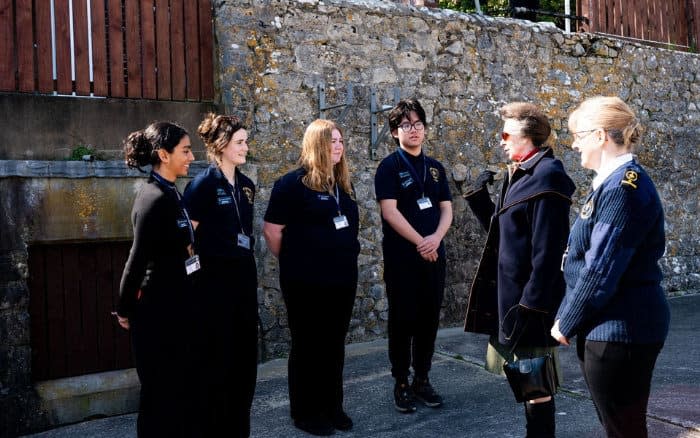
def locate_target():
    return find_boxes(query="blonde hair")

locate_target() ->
[568,96,642,150]
[197,113,245,165]
[299,119,352,194]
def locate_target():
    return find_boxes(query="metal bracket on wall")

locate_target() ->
[318,83,354,122]
[369,87,400,160]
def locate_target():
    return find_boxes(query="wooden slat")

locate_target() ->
[54,0,72,94]
[141,0,157,99]
[90,0,108,96]
[95,245,116,370]
[694,0,700,49]
[125,0,142,98]
[15,0,34,92]
[45,246,67,379]
[615,0,624,37]
[609,0,618,37]
[35,1,52,93]
[73,0,91,95]
[63,246,84,376]
[634,0,649,39]
[199,0,214,100]
[108,0,125,97]
[184,0,200,100]
[28,246,49,381]
[170,0,186,100]
[79,245,99,373]
[598,0,606,34]
[0,0,15,90]
[113,242,133,369]
[625,0,641,37]
[155,0,171,99]
[675,1,688,46]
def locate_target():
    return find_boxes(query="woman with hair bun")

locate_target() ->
[117,121,197,437]
[182,113,259,437]
[552,96,670,438]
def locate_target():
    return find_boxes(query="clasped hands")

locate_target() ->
[416,234,440,262]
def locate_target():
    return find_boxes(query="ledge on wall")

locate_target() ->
[34,369,140,428]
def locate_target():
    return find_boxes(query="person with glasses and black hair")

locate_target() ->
[182,113,259,437]
[463,102,575,437]
[117,121,197,437]
[374,98,453,414]
[551,96,670,438]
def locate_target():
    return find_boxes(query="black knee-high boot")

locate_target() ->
[524,399,555,438]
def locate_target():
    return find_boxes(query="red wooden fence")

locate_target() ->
[577,0,700,50]
[0,0,213,100]
[28,241,133,381]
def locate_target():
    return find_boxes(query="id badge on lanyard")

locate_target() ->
[185,243,200,275]
[237,233,251,249]
[331,184,349,230]
[185,254,201,275]
[334,215,349,229]
[417,196,432,210]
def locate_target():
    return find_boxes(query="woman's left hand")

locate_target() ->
[416,234,440,256]
[550,320,569,346]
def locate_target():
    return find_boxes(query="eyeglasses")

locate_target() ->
[572,129,597,141]
[398,121,425,131]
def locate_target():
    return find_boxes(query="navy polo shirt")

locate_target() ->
[183,164,256,259]
[375,150,452,258]
[264,167,360,287]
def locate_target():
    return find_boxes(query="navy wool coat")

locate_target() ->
[464,148,576,348]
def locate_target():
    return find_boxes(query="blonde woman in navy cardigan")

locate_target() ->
[551,96,670,438]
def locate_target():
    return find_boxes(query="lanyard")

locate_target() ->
[329,183,342,216]
[227,173,249,236]
[397,148,427,197]
[151,171,195,245]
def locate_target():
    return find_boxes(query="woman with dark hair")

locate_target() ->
[116,121,196,437]
[463,102,575,437]
[263,119,360,436]
[552,96,670,438]
[183,113,259,437]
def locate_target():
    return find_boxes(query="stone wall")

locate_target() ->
[215,0,699,357]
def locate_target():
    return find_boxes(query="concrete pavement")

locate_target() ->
[22,294,700,437]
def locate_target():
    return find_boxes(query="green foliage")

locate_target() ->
[67,144,103,161]
[438,0,568,28]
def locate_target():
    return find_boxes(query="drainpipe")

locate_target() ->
[564,0,571,34]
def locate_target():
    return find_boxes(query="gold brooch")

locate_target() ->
[621,170,638,189]
[242,187,254,204]
[430,167,439,182]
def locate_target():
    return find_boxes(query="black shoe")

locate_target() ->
[411,377,443,408]
[332,411,353,431]
[293,417,335,436]
[394,383,417,413]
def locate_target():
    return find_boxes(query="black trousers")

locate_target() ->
[282,280,357,421]
[384,254,445,381]
[578,338,663,438]
[192,256,259,438]
[131,293,192,438]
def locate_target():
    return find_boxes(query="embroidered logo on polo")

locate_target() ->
[399,171,414,188]
[580,200,594,219]
[430,167,439,182]
[621,170,638,189]
[242,187,254,204]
